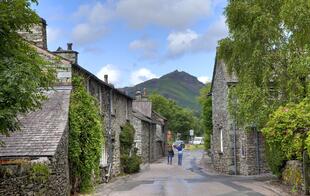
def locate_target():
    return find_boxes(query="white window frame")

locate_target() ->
[220,129,223,153]
[241,138,246,158]
[125,100,128,119]
[100,144,108,167]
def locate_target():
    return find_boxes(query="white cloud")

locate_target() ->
[72,23,106,45]
[115,0,213,28]
[47,27,62,43]
[198,76,211,84]
[165,16,228,59]
[72,2,112,45]
[96,64,121,85]
[167,29,198,57]
[129,38,157,59]
[130,68,157,85]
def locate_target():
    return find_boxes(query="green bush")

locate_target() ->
[262,98,310,176]
[29,163,50,183]
[121,154,141,174]
[119,122,135,155]
[119,122,141,174]
[69,76,104,193]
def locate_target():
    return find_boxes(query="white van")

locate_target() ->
[193,137,204,145]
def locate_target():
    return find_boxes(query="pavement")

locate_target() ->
[95,150,290,196]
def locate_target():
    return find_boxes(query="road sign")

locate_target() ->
[189,129,194,136]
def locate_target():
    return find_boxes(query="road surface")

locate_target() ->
[95,150,288,196]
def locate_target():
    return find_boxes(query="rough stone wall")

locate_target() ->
[0,127,70,196]
[132,117,151,164]
[72,67,133,178]
[211,61,234,174]
[212,61,269,175]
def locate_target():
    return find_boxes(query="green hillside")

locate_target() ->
[122,70,205,113]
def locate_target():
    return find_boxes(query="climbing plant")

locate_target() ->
[119,122,141,174]
[262,98,310,176]
[69,76,104,193]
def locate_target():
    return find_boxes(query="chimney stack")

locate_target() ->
[18,18,47,49]
[67,43,73,50]
[135,90,142,100]
[53,43,79,64]
[104,75,108,83]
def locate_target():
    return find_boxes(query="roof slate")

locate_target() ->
[0,87,71,157]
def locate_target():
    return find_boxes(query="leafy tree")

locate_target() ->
[218,0,310,129]
[198,83,212,149]
[0,0,56,135]
[69,77,104,193]
[149,92,195,141]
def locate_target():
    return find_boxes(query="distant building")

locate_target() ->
[132,90,167,164]
[210,57,269,175]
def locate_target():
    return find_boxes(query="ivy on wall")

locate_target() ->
[262,98,310,176]
[119,122,141,174]
[69,76,104,193]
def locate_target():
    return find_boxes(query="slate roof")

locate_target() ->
[132,110,153,123]
[0,86,71,157]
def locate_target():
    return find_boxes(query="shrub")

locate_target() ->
[262,98,310,176]
[121,154,142,174]
[29,163,50,183]
[119,122,141,174]
[119,122,135,155]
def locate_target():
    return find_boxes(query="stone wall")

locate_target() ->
[132,117,151,164]
[211,60,234,174]
[0,127,70,196]
[72,66,133,177]
[212,60,270,175]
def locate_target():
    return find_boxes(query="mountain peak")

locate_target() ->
[122,70,205,112]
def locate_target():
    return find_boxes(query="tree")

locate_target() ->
[218,0,310,129]
[149,92,195,141]
[0,0,56,135]
[198,83,212,149]
[69,77,104,193]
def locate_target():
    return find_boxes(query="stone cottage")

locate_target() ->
[0,18,72,195]
[54,45,134,179]
[132,90,167,164]
[210,57,269,175]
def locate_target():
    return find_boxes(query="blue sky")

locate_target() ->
[34,0,228,87]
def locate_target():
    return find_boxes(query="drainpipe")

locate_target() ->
[233,122,237,175]
[107,88,113,182]
[255,126,261,175]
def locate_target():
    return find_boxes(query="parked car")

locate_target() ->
[193,137,204,145]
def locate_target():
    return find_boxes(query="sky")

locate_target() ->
[34,0,228,88]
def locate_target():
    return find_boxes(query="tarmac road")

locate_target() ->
[95,149,288,196]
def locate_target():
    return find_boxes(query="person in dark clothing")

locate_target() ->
[167,145,174,165]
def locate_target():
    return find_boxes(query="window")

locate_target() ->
[100,144,108,167]
[99,87,102,113]
[110,91,115,115]
[241,138,246,157]
[220,129,223,153]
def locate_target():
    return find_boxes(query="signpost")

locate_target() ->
[189,129,194,144]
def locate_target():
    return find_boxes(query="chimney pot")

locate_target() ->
[104,75,108,83]
[67,43,73,50]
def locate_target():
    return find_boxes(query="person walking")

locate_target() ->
[175,144,183,166]
[167,145,174,165]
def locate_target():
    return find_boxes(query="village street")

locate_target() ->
[95,150,288,196]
